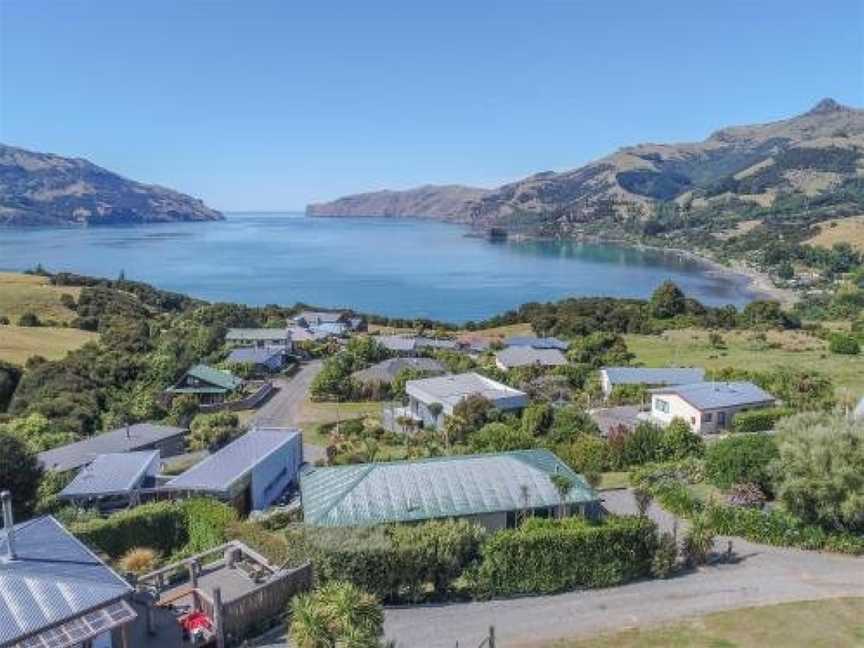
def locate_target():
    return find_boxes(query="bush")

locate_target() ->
[732,407,794,433]
[557,435,609,475]
[0,432,43,519]
[828,332,860,355]
[651,531,678,578]
[610,421,665,468]
[548,406,601,443]
[682,514,714,566]
[119,547,159,574]
[188,411,240,451]
[659,418,704,461]
[469,422,536,453]
[725,482,766,509]
[17,312,41,327]
[290,581,385,648]
[469,516,658,597]
[705,434,778,492]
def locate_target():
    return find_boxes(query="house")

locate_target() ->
[456,334,493,354]
[300,449,600,530]
[495,346,567,370]
[0,492,137,647]
[225,327,292,351]
[166,426,303,514]
[389,372,528,430]
[377,334,421,355]
[226,346,287,373]
[288,325,331,343]
[293,310,365,331]
[38,422,186,473]
[166,364,244,404]
[310,321,350,338]
[58,450,161,510]
[648,381,776,434]
[352,357,445,385]
[600,367,706,398]
[504,335,569,351]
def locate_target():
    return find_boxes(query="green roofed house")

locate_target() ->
[166,363,244,405]
[300,449,600,531]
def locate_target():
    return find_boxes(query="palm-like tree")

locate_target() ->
[290,581,385,648]
[549,473,573,519]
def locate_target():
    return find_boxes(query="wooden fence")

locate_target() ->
[200,382,275,413]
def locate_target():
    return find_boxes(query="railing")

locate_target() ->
[200,382,275,413]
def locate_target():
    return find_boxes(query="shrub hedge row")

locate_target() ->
[731,407,794,433]
[469,516,658,597]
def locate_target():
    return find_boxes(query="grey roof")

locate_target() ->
[352,357,445,384]
[166,427,300,494]
[504,336,569,350]
[38,423,186,473]
[377,335,417,352]
[301,449,598,526]
[651,381,776,410]
[602,367,706,386]
[0,516,132,644]
[226,328,290,342]
[854,397,864,420]
[496,346,567,369]
[296,310,345,324]
[311,322,348,336]
[416,337,458,350]
[406,372,527,409]
[227,347,283,364]
[59,451,158,499]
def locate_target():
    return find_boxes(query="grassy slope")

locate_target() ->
[0,272,80,323]
[626,328,864,396]
[0,325,98,365]
[550,597,864,647]
[805,214,864,252]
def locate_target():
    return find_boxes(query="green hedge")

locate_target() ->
[71,498,236,560]
[732,407,794,433]
[469,516,658,597]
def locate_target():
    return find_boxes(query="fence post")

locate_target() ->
[213,586,225,648]
[489,626,495,648]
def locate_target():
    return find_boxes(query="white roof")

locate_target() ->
[406,372,527,409]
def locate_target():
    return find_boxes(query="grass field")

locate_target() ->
[551,597,864,647]
[806,214,864,253]
[0,325,98,365]
[625,328,864,396]
[0,272,80,323]
[598,471,630,490]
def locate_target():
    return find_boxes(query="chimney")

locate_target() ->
[1,490,16,561]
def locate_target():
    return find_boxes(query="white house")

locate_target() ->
[226,327,293,351]
[495,346,567,371]
[648,381,776,434]
[600,367,706,399]
[392,372,528,430]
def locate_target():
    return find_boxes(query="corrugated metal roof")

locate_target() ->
[226,328,290,342]
[180,364,244,391]
[311,322,348,336]
[504,336,569,350]
[603,367,705,386]
[352,357,445,383]
[0,516,132,645]
[406,372,527,409]
[377,335,417,352]
[59,451,158,498]
[166,427,300,494]
[301,449,598,526]
[37,423,186,473]
[651,381,776,410]
[227,347,283,364]
[496,347,567,368]
[296,311,345,324]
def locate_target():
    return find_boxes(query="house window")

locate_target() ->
[703,412,713,423]
[690,416,696,425]
[655,398,670,414]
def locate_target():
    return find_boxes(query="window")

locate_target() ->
[655,398,670,414]
[690,416,696,425]
[703,412,713,422]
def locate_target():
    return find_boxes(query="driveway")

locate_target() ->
[252,360,325,462]
[384,490,864,647]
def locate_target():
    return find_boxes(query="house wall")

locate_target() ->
[464,511,508,532]
[146,433,187,459]
[250,435,303,510]
[651,394,774,434]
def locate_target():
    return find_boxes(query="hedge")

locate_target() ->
[71,498,236,560]
[469,516,658,597]
[732,407,794,433]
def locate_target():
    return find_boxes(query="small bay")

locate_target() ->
[0,212,760,323]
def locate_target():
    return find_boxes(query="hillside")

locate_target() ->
[0,144,223,226]
[306,184,489,221]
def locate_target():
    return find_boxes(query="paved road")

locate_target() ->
[384,490,864,647]
[252,360,325,462]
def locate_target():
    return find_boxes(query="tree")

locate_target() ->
[17,312,41,327]
[0,432,43,519]
[650,281,686,319]
[567,332,633,368]
[773,413,864,532]
[1,412,76,452]
[290,581,385,648]
[659,417,704,461]
[521,402,554,436]
[705,433,778,492]
[682,514,715,567]
[652,531,678,578]
[452,394,492,430]
[548,405,600,444]
[167,394,199,426]
[188,411,240,451]
[469,422,535,453]
[0,361,23,411]
[557,434,608,475]
[549,473,574,518]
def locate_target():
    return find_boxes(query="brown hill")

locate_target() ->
[306,184,489,221]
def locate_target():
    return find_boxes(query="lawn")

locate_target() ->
[0,324,98,365]
[598,472,630,490]
[0,272,80,323]
[550,597,864,647]
[625,328,864,396]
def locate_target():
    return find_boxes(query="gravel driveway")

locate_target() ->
[384,490,864,647]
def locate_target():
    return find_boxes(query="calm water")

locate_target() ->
[0,213,760,323]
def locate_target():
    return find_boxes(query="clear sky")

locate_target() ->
[1,1,862,211]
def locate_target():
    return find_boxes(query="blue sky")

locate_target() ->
[1,1,862,211]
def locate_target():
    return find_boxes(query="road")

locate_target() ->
[383,490,864,647]
[252,360,325,462]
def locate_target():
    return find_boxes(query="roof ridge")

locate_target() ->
[314,464,378,523]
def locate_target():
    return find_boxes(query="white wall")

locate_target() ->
[651,394,773,434]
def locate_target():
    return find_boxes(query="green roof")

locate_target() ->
[170,364,243,392]
[300,449,598,527]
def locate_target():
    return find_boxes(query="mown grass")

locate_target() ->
[0,272,80,323]
[0,325,98,365]
[625,328,864,396]
[598,472,630,490]
[550,597,864,647]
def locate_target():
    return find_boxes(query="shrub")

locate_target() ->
[469,422,536,453]
[725,482,766,509]
[521,402,554,436]
[617,421,665,467]
[17,312,41,327]
[732,407,794,433]
[682,514,714,566]
[557,435,609,475]
[119,547,159,574]
[705,434,778,492]
[651,531,678,578]
[0,432,43,519]
[182,497,238,553]
[548,406,601,443]
[290,581,384,648]
[828,332,860,355]
[469,516,658,597]
[188,411,240,451]
[659,418,704,461]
